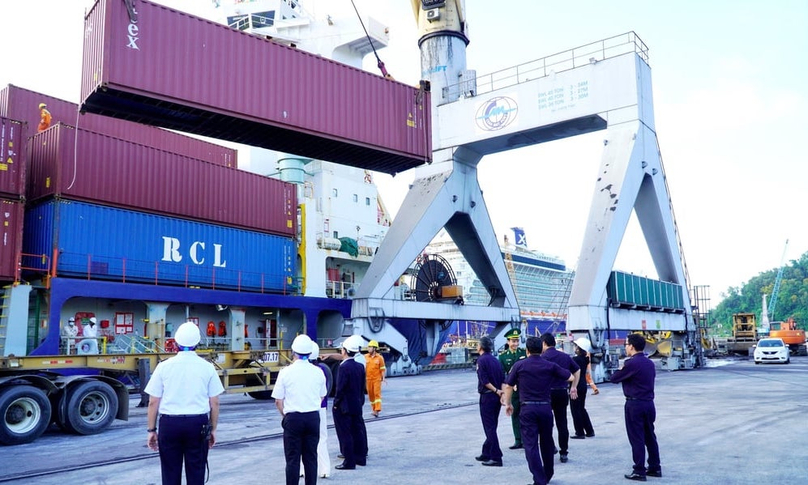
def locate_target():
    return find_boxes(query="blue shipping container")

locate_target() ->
[24,200,295,292]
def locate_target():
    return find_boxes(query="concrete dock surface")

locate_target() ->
[2,356,806,485]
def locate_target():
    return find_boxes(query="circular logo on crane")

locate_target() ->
[475,96,518,131]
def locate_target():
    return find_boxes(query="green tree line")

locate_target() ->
[708,250,808,336]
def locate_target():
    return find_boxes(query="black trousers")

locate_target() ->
[550,388,570,454]
[158,414,209,485]
[333,409,367,467]
[570,388,594,436]
[624,400,661,476]
[478,393,502,462]
[520,402,555,485]
[282,411,320,485]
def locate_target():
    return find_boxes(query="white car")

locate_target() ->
[753,338,790,364]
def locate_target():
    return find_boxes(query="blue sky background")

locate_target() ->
[1,0,806,308]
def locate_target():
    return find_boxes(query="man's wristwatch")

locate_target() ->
[147,428,157,432]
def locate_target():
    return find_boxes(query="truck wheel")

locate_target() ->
[0,386,52,445]
[63,381,118,435]
[247,391,274,400]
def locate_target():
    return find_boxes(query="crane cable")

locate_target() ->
[348,0,392,79]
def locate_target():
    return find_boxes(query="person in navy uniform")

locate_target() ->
[539,333,580,464]
[272,334,327,485]
[498,327,527,449]
[333,335,368,470]
[503,336,573,485]
[475,335,505,467]
[145,322,224,485]
[610,333,662,481]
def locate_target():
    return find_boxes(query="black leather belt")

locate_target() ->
[625,397,651,401]
[522,401,550,405]
[161,413,207,418]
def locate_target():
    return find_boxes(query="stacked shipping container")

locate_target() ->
[0,117,26,280]
[28,123,296,237]
[1,84,237,167]
[23,200,295,292]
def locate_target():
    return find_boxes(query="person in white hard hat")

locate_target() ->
[145,322,224,485]
[81,317,99,354]
[570,338,596,439]
[333,335,368,470]
[299,341,332,479]
[271,334,327,485]
[64,317,78,354]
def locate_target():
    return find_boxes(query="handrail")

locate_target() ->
[443,31,649,100]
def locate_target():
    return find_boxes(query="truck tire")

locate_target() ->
[0,385,52,445]
[247,390,274,400]
[63,381,118,435]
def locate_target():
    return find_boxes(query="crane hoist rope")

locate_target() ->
[349,0,392,79]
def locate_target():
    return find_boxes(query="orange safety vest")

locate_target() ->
[365,353,386,382]
[38,108,52,133]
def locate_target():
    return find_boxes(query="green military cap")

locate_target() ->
[504,328,521,339]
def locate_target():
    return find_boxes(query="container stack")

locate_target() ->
[2,85,298,293]
[0,116,26,281]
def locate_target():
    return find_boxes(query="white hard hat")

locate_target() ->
[291,334,313,355]
[89,317,97,324]
[574,337,593,354]
[310,341,320,360]
[342,335,362,353]
[174,321,201,348]
[68,319,75,326]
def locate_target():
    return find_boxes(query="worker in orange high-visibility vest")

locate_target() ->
[365,340,386,417]
[37,103,52,132]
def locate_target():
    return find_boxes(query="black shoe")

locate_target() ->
[585,432,595,437]
[560,453,568,463]
[571,435,585,439]
[625,473,647,481]
[357,461,366,467]
[475,455,488,462]
[553,446,558,455]
[509,443,524,449]
[481,460,503,467]
[335,463,355,470]
[647,470,662,478]
[337,454,345,459]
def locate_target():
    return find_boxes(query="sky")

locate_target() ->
[1,0,806,309]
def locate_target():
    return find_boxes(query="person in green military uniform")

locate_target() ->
[499,327,527,449]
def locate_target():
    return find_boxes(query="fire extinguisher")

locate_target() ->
[218,321,227,337]
[206,321,216,337]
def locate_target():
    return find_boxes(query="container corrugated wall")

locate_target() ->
[23,199,295,292]
[0,199,24,281]
[80,0,431,175]
[28,123,296,237]
[0,117,25,198]
[0,84,237,167]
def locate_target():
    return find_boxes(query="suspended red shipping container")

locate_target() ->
[28,123,296,237]
[80,0,431,175]
[0,198,24,282]
[0,117,26,199]
[1,84,237,167]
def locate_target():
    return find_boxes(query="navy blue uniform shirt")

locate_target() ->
[477,352,505,394]
[541,347,580,389]
[505,355,572,402]
[610,352,655,400]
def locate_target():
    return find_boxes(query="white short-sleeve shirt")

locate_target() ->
[271,359,327,413]
[144,351,224,415]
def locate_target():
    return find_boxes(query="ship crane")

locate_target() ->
[350,0,697,380]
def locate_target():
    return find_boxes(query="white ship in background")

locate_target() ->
[428,227,574,339]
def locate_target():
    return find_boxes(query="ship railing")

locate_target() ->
[326,280,357,299]
[443,31,649,101]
